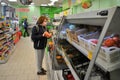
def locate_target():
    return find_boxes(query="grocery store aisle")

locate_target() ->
[0,37,48,80]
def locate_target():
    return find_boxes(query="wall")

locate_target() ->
[63,0,120,14]
[15,6,40,24]
[16,6,62,24]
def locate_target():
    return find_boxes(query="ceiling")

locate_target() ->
[33,0,51,6]
[1,0,62,7]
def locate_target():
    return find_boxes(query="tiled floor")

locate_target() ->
[0,37,48,80]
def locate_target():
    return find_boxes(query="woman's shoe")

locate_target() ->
[41,68,47,72]
[37,71,46,75]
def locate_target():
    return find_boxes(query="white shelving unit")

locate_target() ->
[54,6,120,80]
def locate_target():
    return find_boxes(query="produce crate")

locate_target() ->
[78,36,87,48]
[78,31,100,50]
[89,40,97,53]
[98,47,120,63]
[89,41,120,63]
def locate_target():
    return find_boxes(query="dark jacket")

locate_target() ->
[23,20,28,28]
[31,24,47,49]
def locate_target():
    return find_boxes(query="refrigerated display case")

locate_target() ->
[49,6,120,80]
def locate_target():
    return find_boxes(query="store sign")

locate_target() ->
[16,8,30,12]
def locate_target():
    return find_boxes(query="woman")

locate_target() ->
[31,16,52,75]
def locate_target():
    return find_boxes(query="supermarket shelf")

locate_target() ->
[2,41,7,46]
[0,31,3,33]
[57,48,80,80]
[66,38,120,72]
[0,27,3,29]
[67,39,88,57]
[9,43,14,48]
[12,30,20,34]
[1,48,9,56]
[7,38,13,42]
[0,45,15,64]
[4,30,9,32]
[6,35,12,39]
[0,43,8,50]
[0,54,10,64]
[9,45,15,55]
[0,36,5,40]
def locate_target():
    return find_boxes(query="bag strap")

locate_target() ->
[35,25,39,32]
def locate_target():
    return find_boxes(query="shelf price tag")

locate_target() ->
[88,51,92,60]
[68,38,72,44]
[65,61,69,65]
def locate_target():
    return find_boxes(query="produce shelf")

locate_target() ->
[0,37,5,41]
[57,48,80,80]
[0,43,8,50]
[66,38,120,72]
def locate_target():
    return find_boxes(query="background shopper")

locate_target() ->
[23,18,29,37]
[31,16,52,75]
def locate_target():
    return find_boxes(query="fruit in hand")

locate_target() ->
[44,31,52,38]
[56,55,62,59]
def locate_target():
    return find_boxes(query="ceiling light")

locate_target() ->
[1,2,7,5]
[29,2,34,6]
[31,2,34,5]
[41,4,48,6]
[48,0,58,6]
[50,0,58,1]
[8,0,17,2]
[48,1,54,6]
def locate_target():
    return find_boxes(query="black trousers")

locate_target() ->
[24,27,29,37]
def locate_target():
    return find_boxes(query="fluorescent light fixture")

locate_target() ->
[8,0,17,2]
[29,2,34,6]
[48,1,54,6]
[50,0,58,1]
[41,4,48,6]
[1,2,7,5]
[48,0,58,6]
[31,2,34,5]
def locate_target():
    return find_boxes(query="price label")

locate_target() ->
[68,39,72,44]
[65,61,69,65]
[70,39,72,44]
[88,51,92,60]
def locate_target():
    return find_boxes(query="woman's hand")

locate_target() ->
[43,31,52,38]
